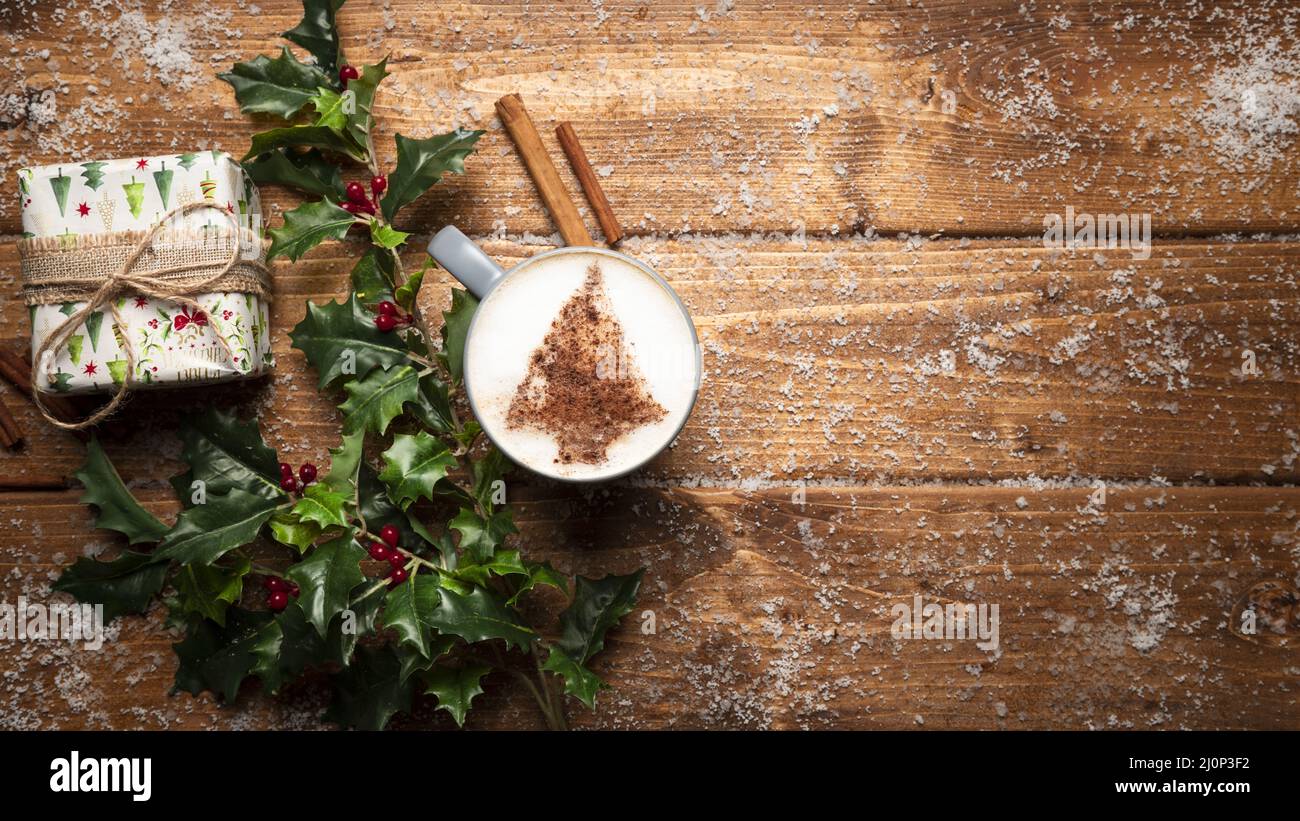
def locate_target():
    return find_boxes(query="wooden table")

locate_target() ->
[1,0,1297,730]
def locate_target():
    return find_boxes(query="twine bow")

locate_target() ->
[28,202,271,431]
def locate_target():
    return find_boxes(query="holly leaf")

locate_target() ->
[292,483,350,529]
[409,373,454,434]
[350,247,396,303]
[170,408,285,505]
[174,555,251,627]
[289,292,408,389]
[156,489,282,566]
[329,583,387,665]
[555,570,644,664]
[310,86,349,133]
[172,608,274,703]
[451,548,527,587]
[507,560,568,606]
[243,148,345,199]
[322,430,366,495]
[427,586,534,651]
[440,288,478,382]
[541,648,605,709]
[369,222,409,250]
[450,507,517,564]
[393,261,425,312]
[420,664,490,727]
[283,0,347,79]
[472,446,510,513]
[267,197,357,262]
[357,463,423,549]
[286,532,366,637]
[339,364,420,436]
[343,59,388,148]
[324,644,413,730]
[52,551,168,623]
[244,125,366,164]
[382,572,440,658]
[380,129,484,222]
[218,47,330,119]
[268,511,322,552]
[378,432,458,509]
[248,600,322,694]
[76,437,168,545]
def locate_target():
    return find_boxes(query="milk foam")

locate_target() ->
[466,251,698,480]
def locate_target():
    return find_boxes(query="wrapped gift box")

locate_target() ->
[18,152,273,395]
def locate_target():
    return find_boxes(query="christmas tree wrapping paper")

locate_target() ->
[18,152,273,395]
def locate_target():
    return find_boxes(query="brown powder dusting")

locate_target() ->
[506,263,667,466]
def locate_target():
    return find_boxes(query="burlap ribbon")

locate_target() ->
[19,202,273,431]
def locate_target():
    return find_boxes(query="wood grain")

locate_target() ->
[1,236,1296,488]
[1,485,1295,730]
[2,1,1298,237]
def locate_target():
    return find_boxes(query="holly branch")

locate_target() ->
[53,0,642,730]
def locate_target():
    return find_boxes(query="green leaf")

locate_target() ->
[267,197,357,262]
[172,607,274,702]
[156,489,282,566]
[324,644,413,730]
[268,511,322,552]
[393,261,425,312]
[420,663,490,727]
[310,86,349,132]
[508,561,569,606]
[450,507,517,564]
[322,430,366,495]
[369,221,409,250]
[283,0,346,78]
[440,288,478,382]
[174,554,251,626]
[244,148,345,199]
[52,551,168,623]
[286,532,366,637]
[427,586,534,651]
[170,408,286,506]
[76,437,168,545]
[289,292,408,388]
[292,482,350,529]
[381,572,439,658]
[452,548,528,588]
[542,648,605,709]
[218,47,331,119]
[339,364,420,436]
[380,129,484,222]
[343,59,389,148]
[248,600,320,694]
[349,247,396,303]
[555,570,644,664]
[409,373,454,434]
[245,125,366,164]
[357,463,423,549]
[471,446,510,513]
[378,432,458,509]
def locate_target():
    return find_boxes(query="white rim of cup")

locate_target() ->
[461,245,702,484]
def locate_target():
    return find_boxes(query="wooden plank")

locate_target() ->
[2,1,1298,237]
[1,485,1295,729]
[1,237,1296,487]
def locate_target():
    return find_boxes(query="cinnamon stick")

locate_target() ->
[555,122,623,246]
[495,94,593,247]
[0,395,22,449]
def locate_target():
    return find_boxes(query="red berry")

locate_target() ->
[280,476,298,493]
[288,582,300,597]
[377,300,399,316]
[379,524,400,547]
[387,550,407,569]
[263,576,288,592]
[341,200,362,214]
[298,462,318,484]
[339,64,359,84]
[345,181,367,203]
[279,461,294,478]
[375,313,397,332]
[368,542,390,562]
[267,590,289,611]
[355,198,376,215]
[388,566,409,586]
[370,175,387,196]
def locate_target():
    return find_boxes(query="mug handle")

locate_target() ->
[427,226,506,299]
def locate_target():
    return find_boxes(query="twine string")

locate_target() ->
[28,202,269,431]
